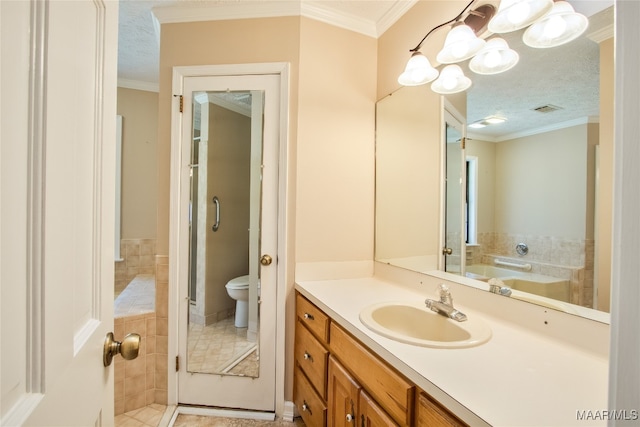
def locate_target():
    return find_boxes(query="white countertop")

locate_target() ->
[296,276,609,427]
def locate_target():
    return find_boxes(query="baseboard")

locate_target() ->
[282,401,297,422]
[167,406,275,426]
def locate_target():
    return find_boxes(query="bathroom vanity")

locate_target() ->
[294,292,466,427]
[294,273,609,426]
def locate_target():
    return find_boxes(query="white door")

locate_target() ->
[1,1,119,426]
[173,73,280,411]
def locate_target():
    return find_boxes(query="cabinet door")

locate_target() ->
[360,390,399,427]
[416,392,467,427]
[328,356,360,427]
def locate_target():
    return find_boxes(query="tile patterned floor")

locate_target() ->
[172,414,306,427]
[188,317,259,376]
[115,404,168,427]
[115,405,305,427]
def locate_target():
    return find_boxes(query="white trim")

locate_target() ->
[468,116,600,143]
[151,0,413,38]
[153,2,301,25]
[117,78,159,93]
[282,401,297,422]
[301,2,377,37]
[167,406,275,426]
[608,0,640,419]
[375,0,419,36]
[168,63,290,417]
[0,394,44,427]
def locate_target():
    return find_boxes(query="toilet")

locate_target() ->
[225,275,260,328]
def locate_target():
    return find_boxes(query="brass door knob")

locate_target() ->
[260,254,273,266]
[103,332,140,367]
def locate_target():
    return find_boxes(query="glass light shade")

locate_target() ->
[523,1,589,48]
[398,51,439,86]
[431,65,472,94]
[436,24,486,64]
[469,37,520,75]
[488,0,553,33]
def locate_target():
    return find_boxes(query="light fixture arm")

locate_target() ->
[410,0,476,52]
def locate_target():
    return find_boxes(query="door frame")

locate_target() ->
[167,63,290,414]
[439,98,467,273]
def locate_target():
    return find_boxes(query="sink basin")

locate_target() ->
[359,302,492,349]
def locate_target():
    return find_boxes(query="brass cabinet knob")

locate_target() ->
[260,254,273,266]
[442,247,453,255]
[103,332,140,367]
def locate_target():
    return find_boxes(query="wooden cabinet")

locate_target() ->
[294,294,330,427]
[360,390,399,427]
[328,356,399,427]
[330,323,413,426]
[415,392,467,427]
[327,356,360,427]
[294,292,464,427]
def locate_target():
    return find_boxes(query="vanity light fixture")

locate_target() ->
[397,0,495,89]
[436,22,487,64]
[488,0,554,33]
[398,0,587,94]
[523,1,589,48]
[398,51,440,86]
[469,37,520,75]
[432,65,473,94]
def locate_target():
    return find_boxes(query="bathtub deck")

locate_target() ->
[115,274,155,318]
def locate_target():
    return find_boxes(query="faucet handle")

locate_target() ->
[437,284,453,305]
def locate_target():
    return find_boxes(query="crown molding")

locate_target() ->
[117,78,159,93]
[375,0,418,36]
[301,1,376,37]
[151,0,409,38]
[152,1,301,25]
[468,116,600,143]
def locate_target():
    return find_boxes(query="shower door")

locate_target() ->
[176,73,280,411]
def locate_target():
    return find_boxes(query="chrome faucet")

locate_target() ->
[488,278,512,297]
[425,284,467,322]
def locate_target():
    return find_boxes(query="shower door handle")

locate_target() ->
[212,196,220,232]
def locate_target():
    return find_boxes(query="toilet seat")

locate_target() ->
[225,274,250,290]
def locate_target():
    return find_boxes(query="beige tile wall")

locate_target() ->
[115,239,157,294]
[154,255,169,404]
[114,311,156,415]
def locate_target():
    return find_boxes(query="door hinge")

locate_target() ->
[175,355,180,371]
[461,136,466,150]
[173,94,183,113]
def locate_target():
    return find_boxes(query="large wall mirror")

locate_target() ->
[375,3,613,320]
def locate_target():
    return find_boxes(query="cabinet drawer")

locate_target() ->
[416,392,467,427]
[330,322,414,426]
[296,293,330,343]
[294,365,327,427]
[295,319,329,399]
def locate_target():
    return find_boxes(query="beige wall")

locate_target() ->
[377,1,469,99]
[205,105,251,321]
[375,85,441,261]
[116,87,158,239]
[295,18,377,263]
[158,17,301,255]
[495,124,590,239]
[158,15,376,403]
[597,37,614,312]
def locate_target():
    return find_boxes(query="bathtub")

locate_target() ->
[465,264,570,303]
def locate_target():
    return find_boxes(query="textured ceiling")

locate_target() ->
[118,0,613,138]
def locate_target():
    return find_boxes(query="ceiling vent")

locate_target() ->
[532,104,563,113]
